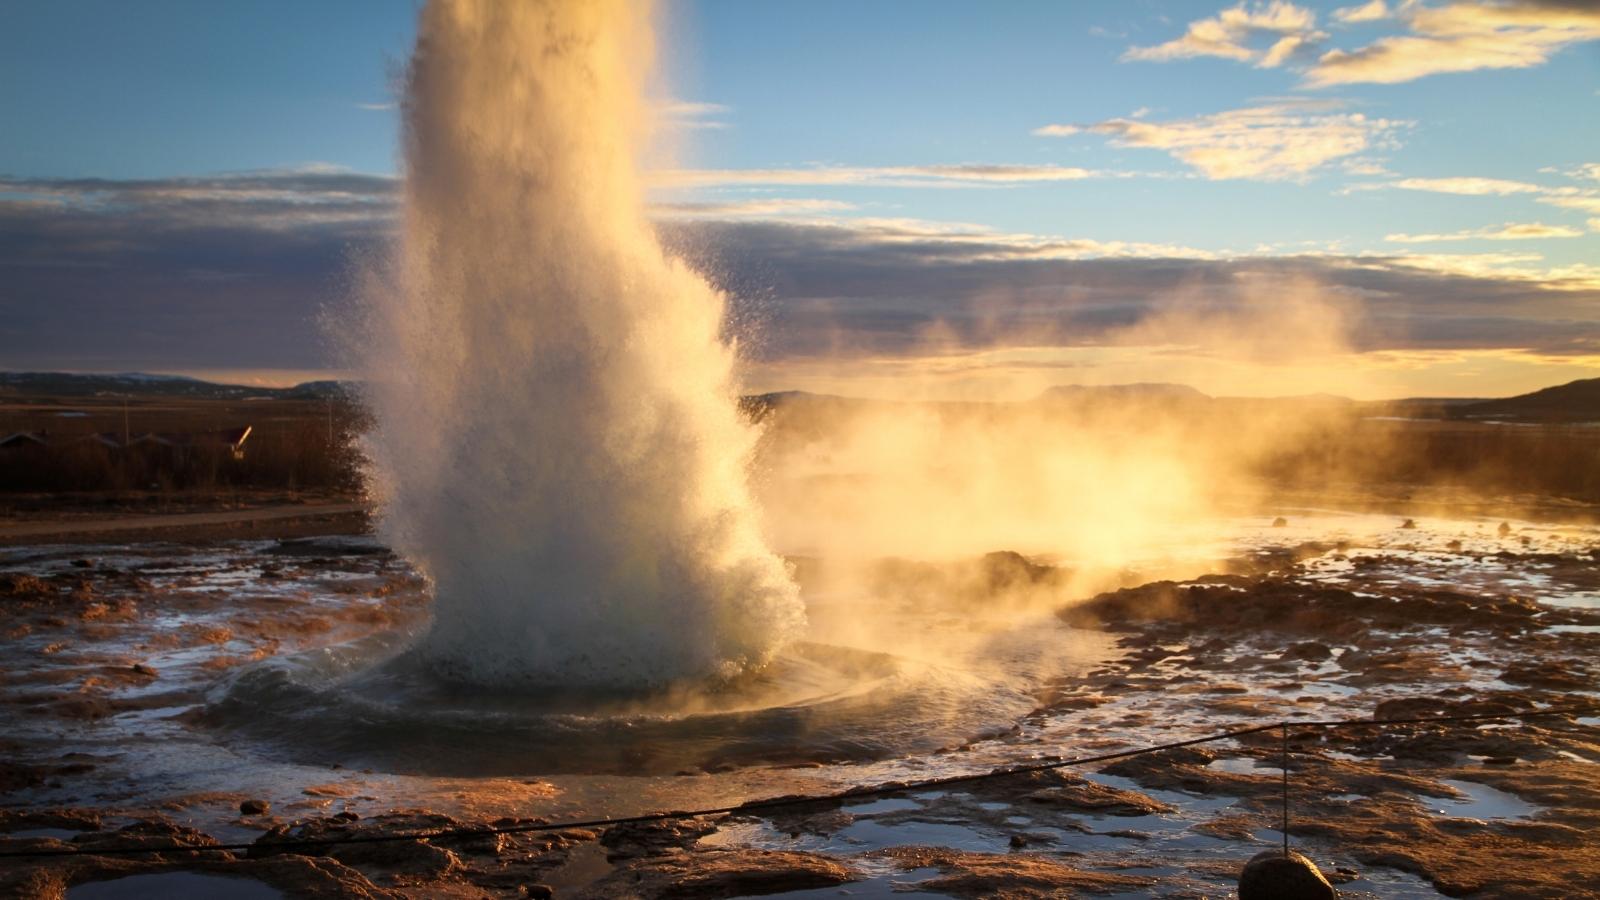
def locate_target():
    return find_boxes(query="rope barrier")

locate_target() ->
[3,702,1596,861]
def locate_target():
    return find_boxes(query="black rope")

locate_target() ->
[3,702,1595,861]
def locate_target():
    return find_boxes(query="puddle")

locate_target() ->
[69,873,284,900]
[835,818,997,852]
[4,827,82,840]
[842,797,920,815]
[1207,757,1266,775]
[1434,779,1539,820]
[540,840,613,892]
[1539,593,1600,610]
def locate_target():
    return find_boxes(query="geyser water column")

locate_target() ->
[354,0,804,688]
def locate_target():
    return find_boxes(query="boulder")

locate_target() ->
[1239,849,1337,899]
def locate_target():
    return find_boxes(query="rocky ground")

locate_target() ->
[2,515,1597,898]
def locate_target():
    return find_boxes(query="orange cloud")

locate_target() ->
[1306,0,1600,87]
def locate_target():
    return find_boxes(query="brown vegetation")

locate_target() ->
[0,396,365,496]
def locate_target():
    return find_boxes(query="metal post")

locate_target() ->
[1281,722,1290,857]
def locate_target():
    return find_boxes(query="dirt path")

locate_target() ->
[0,502,367,541]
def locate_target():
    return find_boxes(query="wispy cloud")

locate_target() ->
[652,198,856,218]
[1564,163,1600,182]
[1124,2,1600,87]
[355,101,397,111]
[1332,1,1391,24]
[658,100,731,130]
[1037,101,1406,181]
[0,166,398,231]
[1384,221,1583,242]
[1349,171,1600,225]
[1306,0,1600,87]
[1361,250,1600,289]
[656,164,1110,189]
[1123,1,1327,68]
[1541,193,1600,215]
[1387,176,1546,194]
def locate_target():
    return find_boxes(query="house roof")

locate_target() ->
[0,431,47,449]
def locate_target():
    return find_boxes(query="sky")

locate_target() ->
[1,0,1598,399]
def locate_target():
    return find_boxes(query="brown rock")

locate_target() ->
[573,848,852,899]
[874,847,1151,898]
[1284,641,1332,661]
[1239,850,1337,899]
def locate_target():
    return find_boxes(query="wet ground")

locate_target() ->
[2,510,1597,898]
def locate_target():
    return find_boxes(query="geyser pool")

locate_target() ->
[350,0,803,687]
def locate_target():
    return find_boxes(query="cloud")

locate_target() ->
[658,218,1600,367]
[652,198,856,218]
[1333,1,1391,24]
[1306,0,1600,87]
[0,168,396,372]
[1356,168,1600,220]
[658,100,731,130]
[1384,221,1584,242]
[1039,101,1406,181]
[1539,193,1600,215]
[355,102,397,111]
[1352,172,1600,219]
[0,167,398,231]
[1387,176,1545,195]
[5,170,1598,379]
[657,164,1108,189]
[1361,250,1600,289]
[1123,1,1327,68]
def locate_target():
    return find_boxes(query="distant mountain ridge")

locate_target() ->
[5,372,1597,422]
[1450,377,1600,423]
[0,371,354,400]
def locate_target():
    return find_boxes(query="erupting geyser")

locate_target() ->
[352,0,804,687]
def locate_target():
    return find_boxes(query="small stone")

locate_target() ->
[1272,517,1288,528]
[70,559,94,568]
[1009,834,1028,848]
[1283,641,1332,661]
[1400,518,1417,530]
[1446,540,1462,553]
[1330,866,1359,884]
[523,884,554,899]
[1484,755,1517,766]
[240,799,271,816]
[1498,521,1512,537]
[129,663,158,678]
[1239,850,1337,899]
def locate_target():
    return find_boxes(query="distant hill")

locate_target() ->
[1038,382,1209,404]
[0,371,358,401]
[3,372,1596,422]
[1450,378,1600,423]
